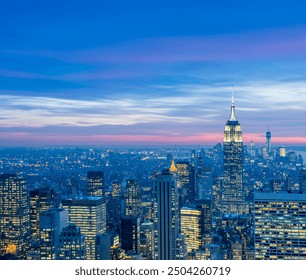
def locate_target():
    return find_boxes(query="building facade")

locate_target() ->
[0,174,30,259]
[62,196,106,260]
[254,191,306,259]
[154,169,179,260]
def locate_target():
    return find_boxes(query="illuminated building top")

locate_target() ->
[224,94,242,143]
[169,160,177,173]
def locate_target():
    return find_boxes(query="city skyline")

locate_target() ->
[1,1,306,146]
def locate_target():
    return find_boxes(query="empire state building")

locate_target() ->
[222,96,245,214]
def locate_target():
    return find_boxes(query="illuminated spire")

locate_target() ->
[229,87,237,121]
[169,160,177,172]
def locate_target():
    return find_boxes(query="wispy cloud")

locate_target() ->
[0,78,305,145]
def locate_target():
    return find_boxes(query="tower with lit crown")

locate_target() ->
[222,95,245,214]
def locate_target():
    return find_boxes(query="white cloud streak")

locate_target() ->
[0,80,306,132]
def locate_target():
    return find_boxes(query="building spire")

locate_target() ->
[229,86,237,121]
[169,160,177,173]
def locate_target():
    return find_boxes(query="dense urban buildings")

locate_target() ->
[0,100,305,260]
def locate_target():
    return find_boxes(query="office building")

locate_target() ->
[222,96,245,214]
[40,208,68,259]
[121,216,140,254]
[180,207,202,252]
[154,169,179,260]
[124,179,141,217]
[57,224,86,260]
[29,187,56,240]
[140,220,154,260]
[62,196,107,260]
[254,191,306,259]
[87,171,104,196]
[0,174,30,259]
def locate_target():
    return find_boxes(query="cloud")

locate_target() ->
[0,78,306,141]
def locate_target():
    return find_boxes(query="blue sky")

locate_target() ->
[1,1,306,146]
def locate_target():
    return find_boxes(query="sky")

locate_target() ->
[1,0,306,146]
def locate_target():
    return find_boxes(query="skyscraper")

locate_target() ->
[266,128,272,154]
[180,207,202,252]
[121,216,140,254]
[62,196,107,260]
[254,191,306,259]
[176,161,195,205]
[140,220,154,260]
[154,169,179,260]
[124,179,141,217]
[0,174,30,259]
[87,171,104,196]
[29,187,56,240]
[222,96,245,214]
[40,208,68,260]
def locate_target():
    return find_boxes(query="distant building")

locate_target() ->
[0,174,30,259]
[197,171,213,200]
[278,146,286,157]
[87,171,104,196]
[266,129,272,154]
[299,168,306,193]
[124,179,141,217]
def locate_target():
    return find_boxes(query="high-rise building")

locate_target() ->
[57,224,86,260]
[29,187,56,240]
[176,161,195,204]
[278,146,286,157]
[95,233,112,260]
[40,208,68,260]
[266,129,272,154]
[180,207,202,252]
[121,216,140,254]
[0,174,30,259]
[196,200,212,245]
[140,220,154,260]
[222,96,245,214]
[87,171,104,196]
[299,168,306,193]
[254,191,306,259]
[249,141,256,157]
[124,179,141,217]
[154,169,179,260]
[62,196,107,260]
[197,171,213,200]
